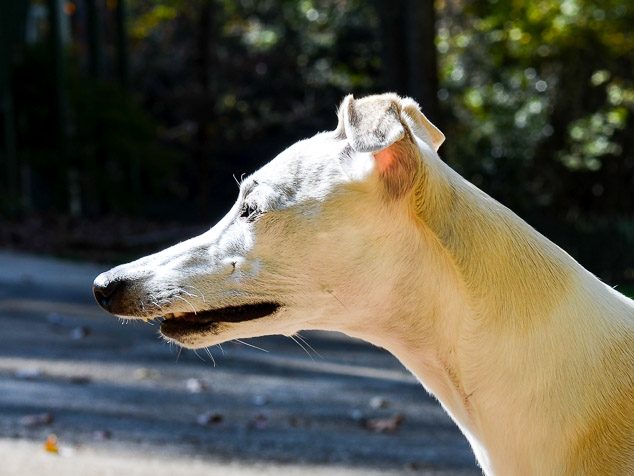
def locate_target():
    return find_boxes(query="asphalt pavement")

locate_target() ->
[0,250,480,475]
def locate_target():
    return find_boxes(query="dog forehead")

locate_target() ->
[253,132,346,192]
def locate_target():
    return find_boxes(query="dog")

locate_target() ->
[93,93,634,475]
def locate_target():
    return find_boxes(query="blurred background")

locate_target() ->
[1,0,633,286]
[0,2,633,474]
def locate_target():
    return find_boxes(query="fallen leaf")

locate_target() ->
[369,396,389,409]
[363,413,404,433]
[20,413,54,427]
[43,434,59,453]
[92,429,112,441]
[251,413,268,430]
[70,326,91,340]
[185,378,207,393]
[197,411,223,425]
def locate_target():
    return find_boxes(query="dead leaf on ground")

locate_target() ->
[20,413,54,427]
[92,429,112,441]
[185,378,207,393]
[197,411,223,425]
[250,413,268,430]
[43,434,59,454]
[363,413,404,433]
[70,326,91,340]
[369,396,389,409]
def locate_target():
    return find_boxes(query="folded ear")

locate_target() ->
[400,97,445,152]
[339,94,420,198]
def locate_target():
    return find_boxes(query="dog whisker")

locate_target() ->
[295,333,322,359]
[233,339,269,353]
[184,285,207,303]
[174,295,197,314]
[149,297,164,313]
[193,349,206,362]
[204,347,216,367]
[289,335,315,363]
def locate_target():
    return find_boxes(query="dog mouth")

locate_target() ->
[157,302,281,339]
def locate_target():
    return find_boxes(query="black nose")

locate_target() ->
[93,275,122,312]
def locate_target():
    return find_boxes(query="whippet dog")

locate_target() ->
[94,93,634,475]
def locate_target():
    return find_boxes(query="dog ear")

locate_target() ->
[400,97,445,152]
[339,94,419,197]
[341,94,405,154]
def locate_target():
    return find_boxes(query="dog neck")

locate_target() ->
[339,156,634,475]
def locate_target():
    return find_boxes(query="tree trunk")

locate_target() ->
[376,0,408,95]
[116,0,130,90]
[375,0,441,125]
[407,0,440,124]
[1,0,28,211]
[195,0,214,218]
[86,0,104,78]
[48,0,73,213]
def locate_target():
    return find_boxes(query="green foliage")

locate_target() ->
[437,0,634,216]
[129,0,379,125]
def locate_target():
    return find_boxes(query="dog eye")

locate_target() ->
[240,202,260,222]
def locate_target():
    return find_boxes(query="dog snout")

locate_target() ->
[93,273,125,313]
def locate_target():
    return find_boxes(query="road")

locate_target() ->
[0,250,480,475]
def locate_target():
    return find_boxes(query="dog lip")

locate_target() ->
[160,302,281,335]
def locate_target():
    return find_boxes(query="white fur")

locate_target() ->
[95,94,634,475]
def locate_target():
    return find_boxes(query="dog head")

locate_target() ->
[93,93,445,348]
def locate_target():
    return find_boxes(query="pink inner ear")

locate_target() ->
[374,147,397,174]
